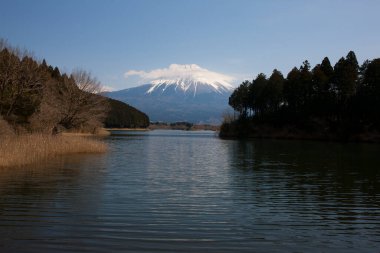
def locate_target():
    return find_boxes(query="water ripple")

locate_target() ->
[0,130,379,252]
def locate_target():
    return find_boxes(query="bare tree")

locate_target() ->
[29,80,62,133]
[31,70,109,133]
[0,50,43,122]
[0,38,9,51]
[0,39,108,134]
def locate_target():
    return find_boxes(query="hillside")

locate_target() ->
[105,98,149,128]
[0,41,148,134]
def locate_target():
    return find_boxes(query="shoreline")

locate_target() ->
[219,124,380,143]
[220,133,380,143]
[106,126,219,131]
[105,128,149,131]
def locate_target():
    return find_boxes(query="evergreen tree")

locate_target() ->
[334,51,359,102]
[229,81,250,118]
[221,51,380,139]
[320,57,334,80]
[284,67,302,113]
[311,57,334,116]
[361,59,380,127]
[249,73,267,117]
[266,69,284,113]
[299,60,313,105]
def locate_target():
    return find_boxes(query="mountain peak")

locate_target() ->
[147,78,233,96]
[125,63,235,96]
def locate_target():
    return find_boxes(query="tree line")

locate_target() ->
[0,39,149,134]
[223,51,380,138]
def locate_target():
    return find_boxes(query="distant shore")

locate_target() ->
[105,128,149,131]
[149,122,220,131]
[106,124,220,131]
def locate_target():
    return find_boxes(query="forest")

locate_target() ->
[105,98,149,128]
[0,39,149,135]
[220,51,380,141]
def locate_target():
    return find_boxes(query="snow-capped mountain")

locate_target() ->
[142,63,233,95]
[107,64,234,124]
[147,78,233,96]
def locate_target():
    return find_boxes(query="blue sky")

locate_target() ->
[1,0,379,90]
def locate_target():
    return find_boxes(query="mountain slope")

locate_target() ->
[107,78,233,124]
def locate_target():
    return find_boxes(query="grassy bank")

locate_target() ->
[61,128,111,136]
[0,134,107,167]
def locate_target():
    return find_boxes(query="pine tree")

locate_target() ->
[249,73,267,117]
[284,67,302,113]
[334,51,359,102]
[266,69,284,113]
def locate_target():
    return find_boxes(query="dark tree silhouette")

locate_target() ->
[221,51,380,140]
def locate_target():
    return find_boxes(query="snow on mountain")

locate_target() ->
[108,64,235,124]
[147,78,233,96]
[125,64,234,95]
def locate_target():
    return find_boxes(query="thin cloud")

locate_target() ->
[101,85,116,92]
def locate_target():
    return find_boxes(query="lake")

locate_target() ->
[0,130,379,252]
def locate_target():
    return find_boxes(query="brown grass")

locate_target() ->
[62,128,111,136]
[0,134,107,167]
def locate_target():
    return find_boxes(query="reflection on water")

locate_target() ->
[0,130,379,252]
[227,140,380,251]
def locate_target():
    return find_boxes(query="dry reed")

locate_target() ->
[0,134,107,167]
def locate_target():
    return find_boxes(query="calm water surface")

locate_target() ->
[0,130,379,252]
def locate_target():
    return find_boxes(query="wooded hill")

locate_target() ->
[105,98,149,128]
[221,51,380,141]
[0,39,149,134]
